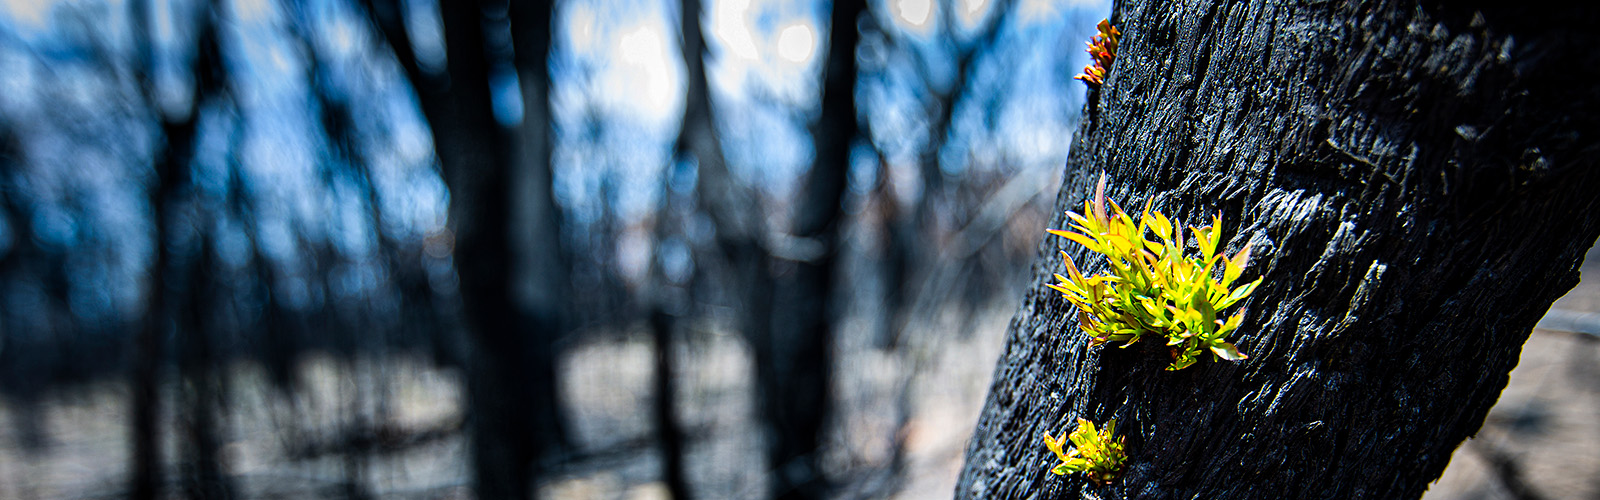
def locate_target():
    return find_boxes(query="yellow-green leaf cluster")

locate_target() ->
[1043,418,1126,485]
[1046,174,1261,371]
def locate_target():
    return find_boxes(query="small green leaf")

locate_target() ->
[1108,198,1132,227]
[1093,172,1108,223]
[1194,225,1217,258]
[1209,213,1224,253]
[1148,210,1172,241]
[1209,341,1248,361]
[1103,233,1135,255]
[1050,229,1102,254]
[1166,356,1197,371]
[1225,241,1254,284]
[1218,309,1246,334]
[1062,251,1088,283]
[1194,287,1216,328]
[1073,419,1095,437]
[1066,210,1093,230]
[1226,278,1262,305]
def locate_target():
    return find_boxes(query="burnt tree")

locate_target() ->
[956,1,1600,499]
[671,0,864,496]
[760,0,864,498]
[128,0,227,497]
[364,0,567,497]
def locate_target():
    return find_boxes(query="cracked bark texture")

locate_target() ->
[955,1,1600,499]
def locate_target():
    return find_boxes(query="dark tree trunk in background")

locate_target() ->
[673,0,765,305]
[666,0,755,497]
[508,0,573,462]
[181,236,235,500]
[879,0,1013,349]
[957,2,1600,499]
[758,0,863,498]
[649,308,691,500]
[364,0,563,498]
[436,2,544,498]
[129,1,225,497]
[673,0,862,497]
[177,12,233,499]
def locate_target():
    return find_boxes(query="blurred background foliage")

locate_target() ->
[0,0,1108,497]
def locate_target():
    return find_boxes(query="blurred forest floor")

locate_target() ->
[1424,239,1600,500]
[0,295,1012,499]
[0,240,1594,499]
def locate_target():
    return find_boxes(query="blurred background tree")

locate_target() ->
[0,0,1103,497]
[1,0,1593,499]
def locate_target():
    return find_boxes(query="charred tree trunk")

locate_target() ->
[956,2,1600,499]
[435,3,539,498]
[129,1,225,497]
[879,0,1013,349]
[180,235,234,500]
[509,0,572,458]
[179,12,233,500]
[758,0,863,498]
[363,0,560,497]
[659,2,756,497]
[673,0,763,295]
[649,307,691,500]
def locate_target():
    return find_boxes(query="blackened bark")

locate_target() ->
[879,0,1013,349]
[129,1,226,497]
[674,0,760,258]
[180,236,234,500]
[364,1,554,497]
[760,1,864,498]
[509,0,572,457]
[670,1,763,494]
[650,308,691,500]
[957,2,1600,499]
[658,3,727,489]
[435,3,538,498]
[180,12,233,500]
